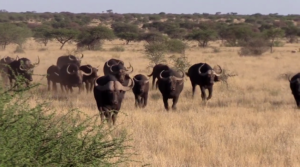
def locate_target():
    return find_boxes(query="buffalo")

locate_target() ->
[103,58,133,84]
[288,73,300,108]
[80,64,99,93]
[56,54,84,69]
[186,63,223,101]
[46,65,60,92]
[7,56,40,88]
[58,63,92,93]
[147,64,170,89]
[93,74,134,125]
[0,56,17,86]
[132,74,149,108]
[157,68,184,111]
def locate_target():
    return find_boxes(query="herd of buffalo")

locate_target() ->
[0,54,300,125]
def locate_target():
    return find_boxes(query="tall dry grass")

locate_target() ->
[1,39,300,166]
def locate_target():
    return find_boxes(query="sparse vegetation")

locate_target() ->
[1,11,300,166]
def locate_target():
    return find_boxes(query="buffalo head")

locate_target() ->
[159,70,184,91]
[109,63,133,83]
[198,63,223,84]
[18,56,40,82]
[133,76,149,93]
[95,77,134,105]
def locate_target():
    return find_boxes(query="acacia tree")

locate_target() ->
[186,29,217,47]
[33,26,53,46]
[51,28,79,49]
[111,23,141,44]
[263,28,284,53]
[76,26,115,50]
[0,23,32,50]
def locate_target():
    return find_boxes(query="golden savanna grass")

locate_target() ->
[2,39,300,166]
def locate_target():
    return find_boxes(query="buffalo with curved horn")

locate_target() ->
[103,58,133,84]
[58,63,92,93]
[147,64,170,89]
[56,54,84,69]
[132,74,150,108]
[80,64,99,93]
[186,62,223,101]
[6,56,40,88]
[157,68,185,111]
[93,74,134,125]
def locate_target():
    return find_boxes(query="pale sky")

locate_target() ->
[1,0,299,15]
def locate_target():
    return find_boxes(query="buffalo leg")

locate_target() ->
[53,82,57,92]
[85,82,89,93]
[134,94,140,108]
[191,82,196,98]
[142,93,148,108]
[200,86,207,101]
[60,83,65,92]
[207,86,213,100]
[112,113,117,125]
[162,96,169,111]
[151,77,156,89]
[172,96,179,110]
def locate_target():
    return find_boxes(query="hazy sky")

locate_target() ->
[1,0,299,15]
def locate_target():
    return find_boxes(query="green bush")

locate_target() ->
[144,41,167,65]
[238,37,269,56]
[0,78,133,166]
[166,39,187,54]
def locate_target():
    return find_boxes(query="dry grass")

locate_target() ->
[2,38,300,167]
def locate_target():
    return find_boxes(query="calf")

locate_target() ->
[46,65,60,92]
[132,74,149,108]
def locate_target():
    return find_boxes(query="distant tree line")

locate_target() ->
[0,11,300,54]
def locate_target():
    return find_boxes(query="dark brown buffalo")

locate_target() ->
[0,56,17,86]
[186,63,223,101]
[132,74,149,108]
[58,63,92,93]
[56,54,84,69]
[46,65,60,92]
[7,56,40,88]
[288,73,300,108]
[80,64,99,93]
[103,58,125,75]
[157,68,184,111]
[93,74,134,125]
[103,58,133,83]
[147,64,170,89]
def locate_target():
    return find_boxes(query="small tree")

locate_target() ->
[186,29,217,47]
[238,36,269,56]
[111,23,141,44]
[51,28,79,49]
[144,41,167,65]
[263,28,284,53]
[33,25,53,46]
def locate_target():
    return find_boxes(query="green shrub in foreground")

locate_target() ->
[0,80,134,166]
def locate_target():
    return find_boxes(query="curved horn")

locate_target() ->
[33,56,40,67]
[69,55,75,61]
[19,65,26,71]
[15,55,19,61]
[82,66,93,76]
[54,72,59,76]
[125,62,134,74]
[95,80,115,91]
[159,70,168,80]
[109,64,118,73]
[173,70,185,81]
[133,77,140,83]
[66,65,75,75]
[212,65,223,76]
[3,56,7,63]
[105,61,113,68]
[198,63,209,76]
[115,78,135,91]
